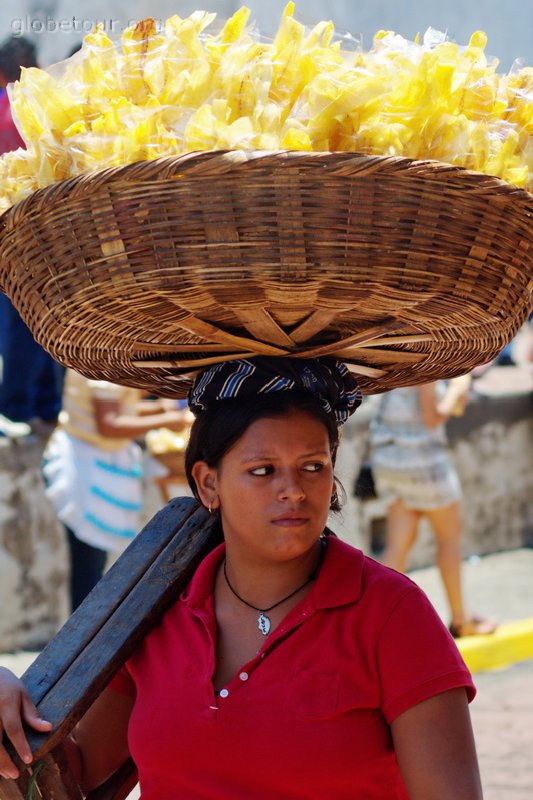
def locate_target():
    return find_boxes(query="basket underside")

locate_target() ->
[0,151,531,395]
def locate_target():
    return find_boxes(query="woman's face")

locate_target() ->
[194,409,335,566]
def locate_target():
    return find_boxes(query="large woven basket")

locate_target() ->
[0,150,531,396]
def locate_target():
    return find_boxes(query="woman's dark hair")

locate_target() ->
[0,36,37,82]
[185,390,343,512]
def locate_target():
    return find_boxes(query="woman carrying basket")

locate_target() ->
[0,356,483,799]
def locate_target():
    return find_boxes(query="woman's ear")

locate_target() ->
[191,461,219,510]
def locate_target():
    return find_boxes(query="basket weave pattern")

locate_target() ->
[0,150,531,395]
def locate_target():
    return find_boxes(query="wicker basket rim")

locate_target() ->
[2,150,532,227]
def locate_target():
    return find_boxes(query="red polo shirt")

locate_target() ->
[111,536,475,799]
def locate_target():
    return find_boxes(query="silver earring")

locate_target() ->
[208,499,216,514]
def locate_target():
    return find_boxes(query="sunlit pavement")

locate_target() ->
[409,547,533,798]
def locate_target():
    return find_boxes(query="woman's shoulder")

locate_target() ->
[361,548,418,590]
[328,535,414,580]
[325,536,422,608]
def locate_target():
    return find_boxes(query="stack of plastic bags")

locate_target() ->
[0,2,531,212]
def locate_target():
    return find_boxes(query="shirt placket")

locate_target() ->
[210,602,316,713]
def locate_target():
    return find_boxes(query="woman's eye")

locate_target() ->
[249,465,273,476]
[249,462,326,476]
[303,462,324,473]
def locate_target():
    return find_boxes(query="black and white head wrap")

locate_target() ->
[188,357,362,425]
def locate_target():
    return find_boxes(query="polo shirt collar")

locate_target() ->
[182,535,365,614]
[312,535,365,609]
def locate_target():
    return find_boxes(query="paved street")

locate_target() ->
[408,548,533,797]
[408,548,533,629]
[471,660,533,799]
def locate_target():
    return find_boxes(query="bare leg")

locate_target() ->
[424,501,466,628]
[382,498,420,573]
[425,503,497,635]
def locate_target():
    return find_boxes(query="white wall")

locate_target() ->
[0,1,530,70]
[244,0,532,70]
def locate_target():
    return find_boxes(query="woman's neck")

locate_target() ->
[221,538,325,611]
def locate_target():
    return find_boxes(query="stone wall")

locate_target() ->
[0,436,68,652]
[0,444,188,653]
[448,391,533,556]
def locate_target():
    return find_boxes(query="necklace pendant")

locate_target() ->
[258,612,271,636]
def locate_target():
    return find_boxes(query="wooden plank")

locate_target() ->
[289,310,338,344]
[333,346,426,363]
[132,343,246,353]
[22,497,200,708]
[170,313,290,356]
[133,352,253,369]
[328,360,387,377]
[0,752,33,800]
[0,775,27,800]
[86,758,138,800]
[0,498,219,800]
[2,747,85,800]
[22,501,220,759]
[359,334,433,347]
[231,307,297,349]
[34,750,83,800]
[296,320,402,357]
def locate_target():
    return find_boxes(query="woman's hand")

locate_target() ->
[156,408,194,433]
[418,377,471,428]
[0,667,52,779]
[437,375,472,418]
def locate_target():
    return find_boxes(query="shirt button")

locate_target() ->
[219,688,229,698]
[239,672,249,681]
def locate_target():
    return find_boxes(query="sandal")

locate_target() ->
[449,616,497,638]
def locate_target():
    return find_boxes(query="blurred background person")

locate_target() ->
[369,378,497,638]
[0,35,62,438]
[43,368,190,612]
[0,34,28,150]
